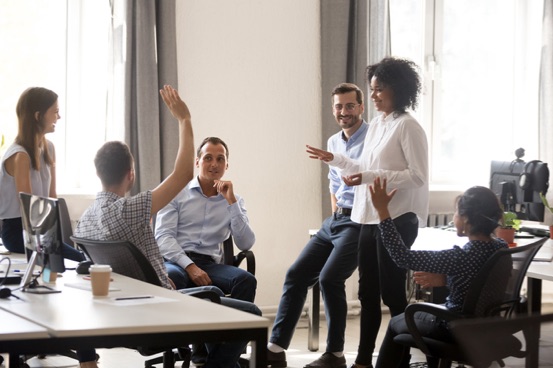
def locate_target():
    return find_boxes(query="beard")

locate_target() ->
[337,114,360,129]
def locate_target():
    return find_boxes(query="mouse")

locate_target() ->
[76,260,94,275]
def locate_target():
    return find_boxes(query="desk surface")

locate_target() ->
[0,271,269,367]
[0,309,49,341]
[0,272,269,338]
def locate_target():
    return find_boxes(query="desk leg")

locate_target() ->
[249,330,267,368]
[527,277,542,315]
[9,353,20,367]
[308,282,320,352]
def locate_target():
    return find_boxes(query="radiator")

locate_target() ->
[427,213,455,228]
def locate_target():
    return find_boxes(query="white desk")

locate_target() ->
[0,309,49,341]
[0,271,270,367]
[526,240,553,315]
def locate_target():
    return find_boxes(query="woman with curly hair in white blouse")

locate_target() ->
[307,57,428,368]
[369,177,507,368]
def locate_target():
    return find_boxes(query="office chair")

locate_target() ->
[57,198,75,249]
[223,234,255,275]
[71,236,221,368]
[394,237,547,368]
[450,312,553,368]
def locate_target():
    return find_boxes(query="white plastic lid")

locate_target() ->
[88,264,112,272]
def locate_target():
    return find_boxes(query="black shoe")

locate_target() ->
[267,350,287,367]
[304,352,346,368]
[191,343,207,366]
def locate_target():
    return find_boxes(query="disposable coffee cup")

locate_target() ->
[89,264,112,296]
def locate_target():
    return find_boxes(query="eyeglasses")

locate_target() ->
[334,103,360,112]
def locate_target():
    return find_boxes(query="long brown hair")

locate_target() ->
[15,87,58,170]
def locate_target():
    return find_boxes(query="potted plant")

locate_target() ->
[496,211,521,246]
[539,192,553,239]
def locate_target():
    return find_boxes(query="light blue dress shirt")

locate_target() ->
[327,120,369,210]
[155,176,255,270]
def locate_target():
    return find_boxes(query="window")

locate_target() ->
[390,0,544,189]
[0,0,114,194]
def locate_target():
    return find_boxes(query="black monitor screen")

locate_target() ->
[489,160,549,222]
[19,193,65,273]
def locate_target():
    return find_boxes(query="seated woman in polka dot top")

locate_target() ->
[369,177,507,368]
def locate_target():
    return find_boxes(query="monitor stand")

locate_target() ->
[20,251,61,294]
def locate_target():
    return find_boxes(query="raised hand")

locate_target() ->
[369,177,397,220]
[159,85,191,122]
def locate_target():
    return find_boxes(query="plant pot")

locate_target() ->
[496,227,516,246]
[550,225,553,240]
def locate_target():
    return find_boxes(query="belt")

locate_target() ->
[186,252,215,262]
[335,207,352,216]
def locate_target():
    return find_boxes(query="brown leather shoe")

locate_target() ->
[267,349,287,367]
[304,352,346,368]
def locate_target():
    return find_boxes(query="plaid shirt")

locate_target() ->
[75,191,172,289]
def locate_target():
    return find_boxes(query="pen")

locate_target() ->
[115,296,153,301]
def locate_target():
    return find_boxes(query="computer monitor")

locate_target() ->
[489,159,549,222]
[18,192,65,293]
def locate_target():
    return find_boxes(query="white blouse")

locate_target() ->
[328,112,429,226]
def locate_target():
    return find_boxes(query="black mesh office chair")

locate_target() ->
[223,234,256,275]
[394,237,547,368]
[451,312,553,368]
[71,236,220,368]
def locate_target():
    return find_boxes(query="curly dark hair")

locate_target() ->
[456,186,503,236]
[366,57,421,112]
[94,141,133,187]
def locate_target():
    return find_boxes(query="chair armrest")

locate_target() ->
[235,250,256,275]
[186,290,222,304]
[223,235,256,275]
[403,302,463,356]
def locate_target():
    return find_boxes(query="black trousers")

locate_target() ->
[354,212,419,365]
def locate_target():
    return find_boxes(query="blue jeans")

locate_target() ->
[166,258,256,302]
[179,286,262,368]
[270,213,360,352]
[354,212,419,365]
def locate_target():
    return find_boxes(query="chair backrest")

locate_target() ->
[462,238,547,317]
[71,236,162,287]
[57,197,74,248]
[451,312,553,368]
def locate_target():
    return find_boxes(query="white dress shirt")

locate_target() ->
[328,112,429,226]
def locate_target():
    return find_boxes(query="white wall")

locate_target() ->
[175,0,323,310]
[61,0,553,310]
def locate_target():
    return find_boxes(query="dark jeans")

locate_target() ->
[1,217,85,262]
[354,212,419,365]
[165,255,256,302]
[76,349,97,363]
[375,311,453,368]
[270,213,360,352]
[179,286,262,368]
